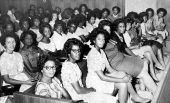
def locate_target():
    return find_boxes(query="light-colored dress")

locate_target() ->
[0,52,31,92]
[86,47,115,94]
[66,32,82,41]
[35,77,63,98]
[61,60,117,103]
[38,38,56,52]
[153,15,169,39]
[86,22,97,33]
[51,31,67,50]
[123,31,132,47]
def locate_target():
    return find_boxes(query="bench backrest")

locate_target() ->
[13,92,73,103]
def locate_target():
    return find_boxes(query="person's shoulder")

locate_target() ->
[62,61,72,68]
[13,51,22,56]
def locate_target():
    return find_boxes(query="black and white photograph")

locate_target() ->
[0,0,170,103]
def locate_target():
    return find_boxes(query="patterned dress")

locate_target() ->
[86,47,115,94]
[35,77,63,98]
[61,60,117,103]
[0,52,31,92]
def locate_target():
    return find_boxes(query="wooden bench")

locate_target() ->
[13,92,74,103]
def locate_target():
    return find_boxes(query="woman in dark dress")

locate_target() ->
[104,19,157,94]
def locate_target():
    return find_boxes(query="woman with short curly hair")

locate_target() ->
[61,38,118,103]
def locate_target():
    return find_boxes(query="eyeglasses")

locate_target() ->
[43,66,56,71]
[71,49,81,53]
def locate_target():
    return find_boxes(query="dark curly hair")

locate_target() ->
[139,12,148,22]
[61,8,73,20]
[93,8,102,19]
[41,13,51,22]
[101,8,110,16]
[63,38,83,56]
[72,14,87,27]
[0,33,20,52]
[126,11,139,20]
[67,19,78,27]
[19,17,31,30]
[146,8,154,17]
[87,11,96,21]
[112,18,125,32]
[157,8,167,16]
[38,55,61,71]
[79,4,88,13]
[124,17,134,24]
[20,30,37,46]
[54,20,67,33]
[0,33,19,46]
[98,20,111,30]
[112,6,121,13]
[31,15,41,27]
[89,28,109,45]
[39,23,53,37]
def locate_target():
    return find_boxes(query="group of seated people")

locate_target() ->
[0,3,169,103]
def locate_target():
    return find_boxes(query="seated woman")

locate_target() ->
[20,30,43,79]
[35,55,71,99]
[38,23,56,52]
[0,34,36,92]
[86,28,149,103]
[61,38,118,103]
[30,16,43,42]
[153,8,168,40]
[123,17,165,81]
[105,18,157,94]
[16,17,30,38]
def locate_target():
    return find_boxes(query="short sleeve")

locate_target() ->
[0,63,8,76]
[52,77,63,88]
[61,63,78,84]
[0,55,9,75]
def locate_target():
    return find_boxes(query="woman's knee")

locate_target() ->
[115,83,127,90]
[144,52,152,60]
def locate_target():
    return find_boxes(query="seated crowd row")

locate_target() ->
[0,4,169,103]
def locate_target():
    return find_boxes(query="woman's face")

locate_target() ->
[143,16,148,23]
[6,24,14,32]
[147,11,153,18]
[52,13,58,20]
[126,23,132,31]
[33,19,40,27]
[113,8,119,15]
[89,17,96,24]
[102,11,108,18]
[81,6,86,13]
[42,60,56,78]
[94,33,105,49]
[5,37,16,52]
[24,34,33,46]
[158,11,164,18]
[69,24,77,33]
[69,45,81,61]
[117,22,125,34]
[55,25,63,34]
[43,17,50,23]
[43,27,51,38]
[22,21,29,30]
[103,25,111,34]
